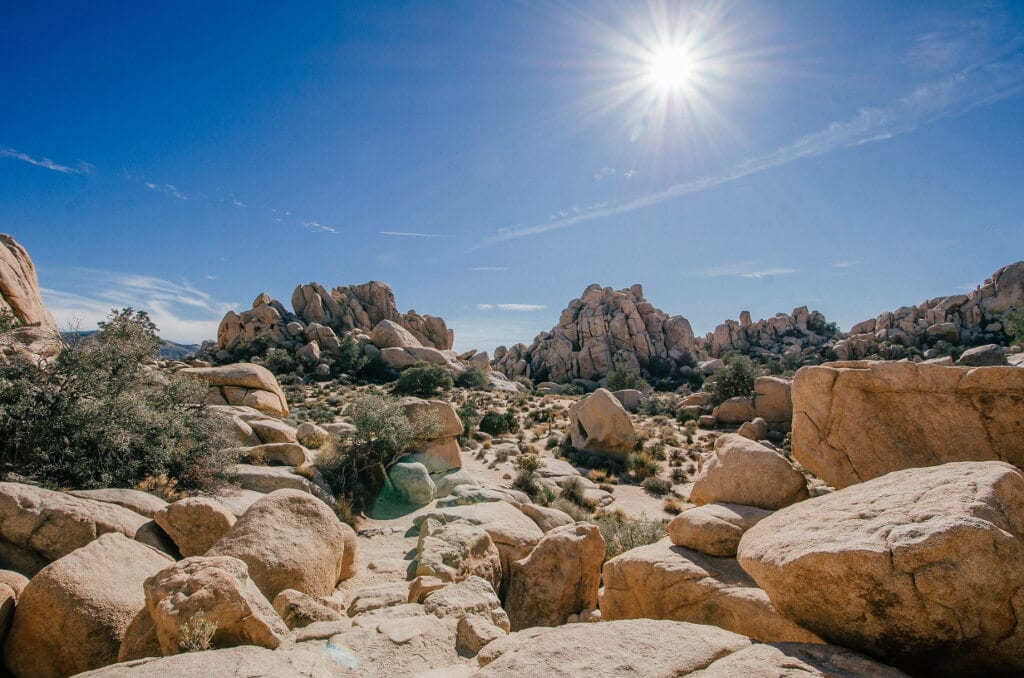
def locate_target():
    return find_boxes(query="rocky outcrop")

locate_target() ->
[737,461,1024,676]
[668,503,773,557]
[689,434,809,510]
[401,398,464,472]
[493,284,698,382]
[415,519,502,592]
[697,306,837,361]
[144,556,288,655]
[568,388,636,461]
[0,234,61,363]
[505,523,605,630]
[792,360,1024,488]
[153,497,236,558]
[4,533,172,677]
[178,363,289,417]
[599,539,820,644]
[835,261,1024,360]
[0,483,150,576]
[206,489,357,600]
[215,281,453,359]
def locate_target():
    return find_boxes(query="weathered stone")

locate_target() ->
[737,461,1024,676]
[68,489,167,519]
[144,556,288,655]
[153,497,236,557]
[505,523,604,630]
[247,418,298,444]
[457,614,506,656]
[668,503,773,557]
[568,388,636,460]
[207,489,357,600]
[271,588,343,629]
[416,520,502,591]
[956,343,1006,366]
[179,363,288,417]
[4,533,172,677]
[713,396,756,425]
[689,434,808,510]
[600,539,820,644]
[388,461,436,505]
[792,360,1024,488]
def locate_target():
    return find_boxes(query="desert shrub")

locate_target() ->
[455,365,491,390]
[587,468,608,483]
[513,376,534,392]
[662,497,684,514]
[627,452,662,481]
[642,476,672,496]
[314,393,439,517]
[178,610,218,652]
[332,334,367,375]
[605,366,648,392]
[671,467,688,483]
[594,512,666,560]
[675,407,699,424]
[512,453,542,498]
[560,382,586,396]
[0,308,233,491]
[456,400,482,443]
[479,410,518,436]
[705,354,755,406]
[551,497,592,521]
[392,362,453,397]
[263,347,295,375]
[1006,309,1024,345]
[638,393,677,416]
[559,476,591,508]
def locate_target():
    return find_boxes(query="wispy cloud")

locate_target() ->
[143,182,188,200]
[592,166,615,182]
[40,269,235,343]
[0,146,91,174]
[469,266,509,272]
[691,261,797,279]
[623,169,636,179]
[740,268,797,279]
[379,231,449,238]
[304,221,339,234]
[832,260,861,269]
[477,303,547,312]
[473,52,1024,249]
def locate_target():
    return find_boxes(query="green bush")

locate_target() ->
[479,410,519,436]
[605,366,648,392]
[1006,309,1024,346]
[314,393,439,517]
[392,362,453,397]
[594,512,666,560]
[0,308,232,491]
[627,452,662,481]
[560,382,586,396]
[705,354,755,406]
[512,453,542,498]
[455,365,491,390]
[263,347,295,375]
[642,476,672,496]
[638,393,677,416]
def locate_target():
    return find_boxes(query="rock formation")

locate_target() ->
[493,284,698,382]
[792,360,1024,488]
[0,234,61,363]
[215,281,452,360]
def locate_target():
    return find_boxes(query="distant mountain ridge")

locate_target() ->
[60,331,200,360]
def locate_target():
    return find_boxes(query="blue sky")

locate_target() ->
[2,1,1023,350]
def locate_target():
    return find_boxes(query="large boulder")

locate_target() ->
[737,461,1024,676]
[153,497,236,557]
[599,539,820,644]
[144,556,288,655]
[712,396,757,425]
[225,464,334,504]
[206,489,357,600]
[388,461,436,505]
[957,343,1006,366]
[753,376,792,425]
[416,519,501,592]
[689,434,808,510]
[505,523,604,630]
[178,363,289,417]
[792,360,1024,488]
[403,398,464,472]
[68,489,167,519]
[568,388,636,460]
[0,482,149,576]
[668,503,773,557]
[0,234,59,364]
[4,533,172,677]
[370,319,423,349]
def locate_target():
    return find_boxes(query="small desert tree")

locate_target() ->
[1005,309,1024,346]
[705,353,755,406]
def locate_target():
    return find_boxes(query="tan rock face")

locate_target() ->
[271,588,343,629]
[568,388,636,460]
[668,503,773,557]
[0,234,57,332]
[206,489,357,600]
[689,434,808,510]
[599,539,820,644]
[505,523,605,631]
[0,482,149,576]
[689,643,910,678]
[491,284,698,382]
[712,396,756,425]
[737,461,1024,676]
[416,519,502,591]
[753,376,792,425]
[371,319,423,349]
[144,556,287,655]
[476,618,752,676]
[68,489,167,519]
[4,533,172,678]
[153,497,236,557]
[792,360,1024,488]
[179,363,289,417]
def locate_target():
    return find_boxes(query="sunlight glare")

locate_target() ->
[648,45,695,92]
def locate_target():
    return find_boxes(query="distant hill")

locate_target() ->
[60,331,200,360]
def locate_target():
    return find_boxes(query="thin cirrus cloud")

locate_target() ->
[143,182,187,200]
[472,51,1024,250]
[477,303,547,312]
[691,261,797,279]
[304,221,339,234]
[40,268,235,344]
[469,266,510,272]
[832,260,861,268]
[0,146,92,174]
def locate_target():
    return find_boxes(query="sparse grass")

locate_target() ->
[642,476,672,496]
[662,497,684,514]
[627,452,662,481]
[551,497,592,521]
[178,610,218,652]
[593,511,666,560]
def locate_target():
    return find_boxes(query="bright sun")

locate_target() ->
[648,45,695,93]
